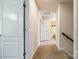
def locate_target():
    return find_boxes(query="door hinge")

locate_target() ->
[24,27,26,32]
[23,3,26,8]
[23,52,26,56]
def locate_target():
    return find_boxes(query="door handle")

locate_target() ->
[0,34,2,37]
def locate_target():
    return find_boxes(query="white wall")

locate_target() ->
[25,0,39,59]
[59,3,73,56]
[60,3,73,39]
[29,0,39,58]
[25,0,30,59]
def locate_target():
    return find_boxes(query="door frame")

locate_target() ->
[23,0,26,59]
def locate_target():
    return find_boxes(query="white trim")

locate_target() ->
[38,11,41,45]
[56,4,61,49]
[73,0,78,59]
[31,45,39,58]
[59,48,73,58]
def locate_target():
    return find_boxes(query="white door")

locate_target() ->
[0,0,24,59]
[40,19,50,41]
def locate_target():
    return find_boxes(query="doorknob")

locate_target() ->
[0,34,2,37]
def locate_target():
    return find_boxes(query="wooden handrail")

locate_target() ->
[62,33,73,42]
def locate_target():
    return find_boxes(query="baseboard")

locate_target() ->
[59,48,73,58]
[31,45,39,59]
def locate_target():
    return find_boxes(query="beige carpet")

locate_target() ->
[32,44,72,59]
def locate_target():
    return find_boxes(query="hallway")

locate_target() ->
[33,44,72,59]
[0,0,78,59]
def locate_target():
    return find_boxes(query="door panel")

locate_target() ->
[0,1,2,34]
[0,0,24,59]
[3,0,18,36]
[3,42,18,57]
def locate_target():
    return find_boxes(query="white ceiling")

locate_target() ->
[35,0,73,11]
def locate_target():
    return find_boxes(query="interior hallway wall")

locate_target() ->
[60,3,73,39]
[25,0,39,59]
[59,3,73,56]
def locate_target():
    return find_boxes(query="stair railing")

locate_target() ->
[61,32,73,42]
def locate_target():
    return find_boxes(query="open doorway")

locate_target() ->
[27,0,77,59]
[37,0,73,53]
[39,11,57,45]
[35,0,74,58]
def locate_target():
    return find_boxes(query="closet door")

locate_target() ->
[0,0,24,59]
